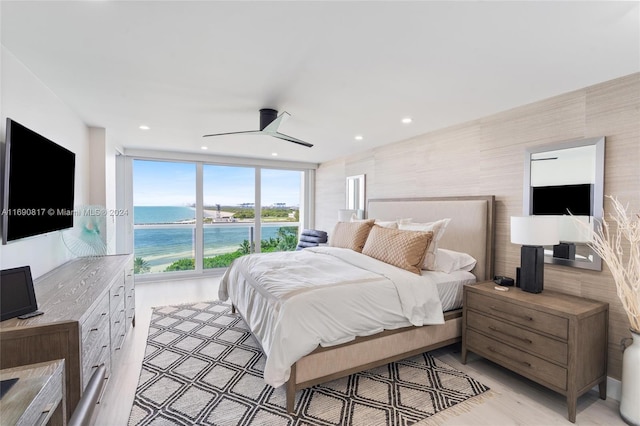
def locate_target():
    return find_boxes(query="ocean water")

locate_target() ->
[134,206,195,224]
[133,206,293,269]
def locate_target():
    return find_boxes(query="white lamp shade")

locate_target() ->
[338,209,364,222]
[338,209,357,222]
[511,216,560,246]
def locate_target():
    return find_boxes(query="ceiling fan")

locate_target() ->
[203,108,313,148]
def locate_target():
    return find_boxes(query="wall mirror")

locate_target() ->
[346,174,366,218]
[523,137,605,271]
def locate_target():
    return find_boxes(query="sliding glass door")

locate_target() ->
[132,160,196,274]
[260,169,302,254]
[131,159,309,276]
[202,165,255,270]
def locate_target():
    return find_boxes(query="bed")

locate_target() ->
[218,195,495,413]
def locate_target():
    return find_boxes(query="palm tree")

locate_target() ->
[134,257,151,274]
[238,240,251,255]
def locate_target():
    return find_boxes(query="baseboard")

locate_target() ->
[595,376,621,402]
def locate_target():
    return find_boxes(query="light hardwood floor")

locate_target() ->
[94,277,625,426]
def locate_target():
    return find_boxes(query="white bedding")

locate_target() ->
[218,246,449,388]
[426,270,477,311]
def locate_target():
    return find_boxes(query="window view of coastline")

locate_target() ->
[133,160,302,274]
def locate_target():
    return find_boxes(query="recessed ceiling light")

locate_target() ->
[271,152,278,156]
[401,117,412,124]
[355,135,364,141]
[139,125,150,130]
[201,146,208,150]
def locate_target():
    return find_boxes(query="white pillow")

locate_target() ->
[398,218,451,270]
[374,220,398,229]
[435,248,477,273]
[351,214,398,229]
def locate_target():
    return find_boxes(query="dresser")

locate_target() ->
[462,281,608,423]
[0,255,134,422]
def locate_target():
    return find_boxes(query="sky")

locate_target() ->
[132,159,302,207]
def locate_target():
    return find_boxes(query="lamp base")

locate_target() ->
[520,245,544,293]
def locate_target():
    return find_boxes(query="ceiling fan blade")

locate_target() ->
[203,109,312,148]
[203,130,261,138]
[272,132,313,148]
[262,111,290,133]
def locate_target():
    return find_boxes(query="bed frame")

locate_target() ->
[237,195,496,413]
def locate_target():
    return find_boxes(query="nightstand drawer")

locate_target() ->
[466,311,568,365]
[466,329,567,390]
[466,291,568,339]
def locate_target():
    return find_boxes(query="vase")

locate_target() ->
[620,329,640,426]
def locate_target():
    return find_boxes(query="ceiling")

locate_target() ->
[1,1,639,165]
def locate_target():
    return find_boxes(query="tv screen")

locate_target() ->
[0,265,39,321]
[532,183,593,216]
[2,118,76,243]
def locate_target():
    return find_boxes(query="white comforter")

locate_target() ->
[218,246,445,387]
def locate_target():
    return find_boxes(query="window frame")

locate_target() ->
[115,151,317,281]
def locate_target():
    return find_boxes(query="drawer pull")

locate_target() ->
[90,327,99,332]
[113,294,121,297]
[101,312,107,316]
[488,326,533,344]
[489,305,533,321]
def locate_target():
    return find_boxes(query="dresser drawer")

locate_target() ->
[466,311,568,365]
[466,329,567,390]
[81,294,110,346]
[110,281,126,315]
[466,291,568,340]
[82,323,110,389]
[110,307,127,349]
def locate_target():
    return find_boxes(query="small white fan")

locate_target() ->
[62,205,108,257]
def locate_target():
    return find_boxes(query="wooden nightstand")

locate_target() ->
[461,281,608,423]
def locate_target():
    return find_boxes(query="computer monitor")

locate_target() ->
[1,265,43,321]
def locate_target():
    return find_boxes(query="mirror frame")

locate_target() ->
[346,174,366,216]
[523,136,605,271]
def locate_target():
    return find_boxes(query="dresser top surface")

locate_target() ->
[467,281,608,317]
[0,254,133,330]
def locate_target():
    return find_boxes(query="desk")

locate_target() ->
[0,360,66,426]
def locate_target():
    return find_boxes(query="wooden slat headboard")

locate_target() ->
[367,196,495,281]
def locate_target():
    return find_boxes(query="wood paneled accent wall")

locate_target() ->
[315,72,640,379]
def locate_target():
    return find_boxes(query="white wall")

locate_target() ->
[0,47,90,278]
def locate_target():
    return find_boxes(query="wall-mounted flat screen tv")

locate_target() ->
[2,118,76,244]
[531,183,593,216]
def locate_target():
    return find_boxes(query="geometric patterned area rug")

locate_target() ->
[128,301,490,426]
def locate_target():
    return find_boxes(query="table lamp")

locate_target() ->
[338,209,357,222]
[338,209,364,221]
[510,216,560,293]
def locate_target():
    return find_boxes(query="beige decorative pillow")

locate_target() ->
[398,218,451,270]
[362,225,433,275]
[329,220,375,252]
